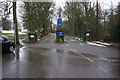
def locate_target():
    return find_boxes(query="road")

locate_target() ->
[2,33,120,78]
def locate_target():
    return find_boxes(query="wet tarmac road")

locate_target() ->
[2,33,120,78]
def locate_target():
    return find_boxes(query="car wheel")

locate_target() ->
[9,45,14,53]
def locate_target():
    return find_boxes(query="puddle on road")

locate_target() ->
[2,46,66,61]
[2,53,15,60]
[56,49,64,54]
[3,45,119,65]
[68,50,79,56]
[68,50,98,58]
[108,57,120,60]
[81,53,98,58]
[28,46,50,51]
[68,50,120,64]
[99,57,120,64]
[3,45,120,78]
[79,53,120,64]
[108,57,120,64]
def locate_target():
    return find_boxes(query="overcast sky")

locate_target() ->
[54,0,119,9]
[7,0,120,27]
[53,0,119,24]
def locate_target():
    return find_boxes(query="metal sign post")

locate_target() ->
[56,18,64,42]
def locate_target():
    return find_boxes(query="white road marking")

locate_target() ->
[61,43,70,46]
[73,49,94,63]
[61,45,65,46]
[69,49,79,55]
[66,43,70,46]
[69,49,94,63]
[80,43,85,46]
[70,39,76,42]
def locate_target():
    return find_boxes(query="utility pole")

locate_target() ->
[56,7,64,43]
[13,1,20,45]
[96,0,98,41]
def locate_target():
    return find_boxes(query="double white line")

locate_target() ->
[69,49,94,63]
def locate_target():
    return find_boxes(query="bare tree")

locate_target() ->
[1,0,12,30]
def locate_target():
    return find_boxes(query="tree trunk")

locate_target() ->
[13,2,20,45]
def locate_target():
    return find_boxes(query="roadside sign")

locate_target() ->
[41,28,43,30]
[30,35,34,38]
[86,33,89,36]
[57,19,62,27]
[58,32,64,36]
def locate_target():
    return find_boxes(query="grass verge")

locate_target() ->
[2,33,28,40]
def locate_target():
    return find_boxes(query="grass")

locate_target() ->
[23,38,29,43]
[2,33,27,37]
[2,33,28,40]
[2,33,14,36]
